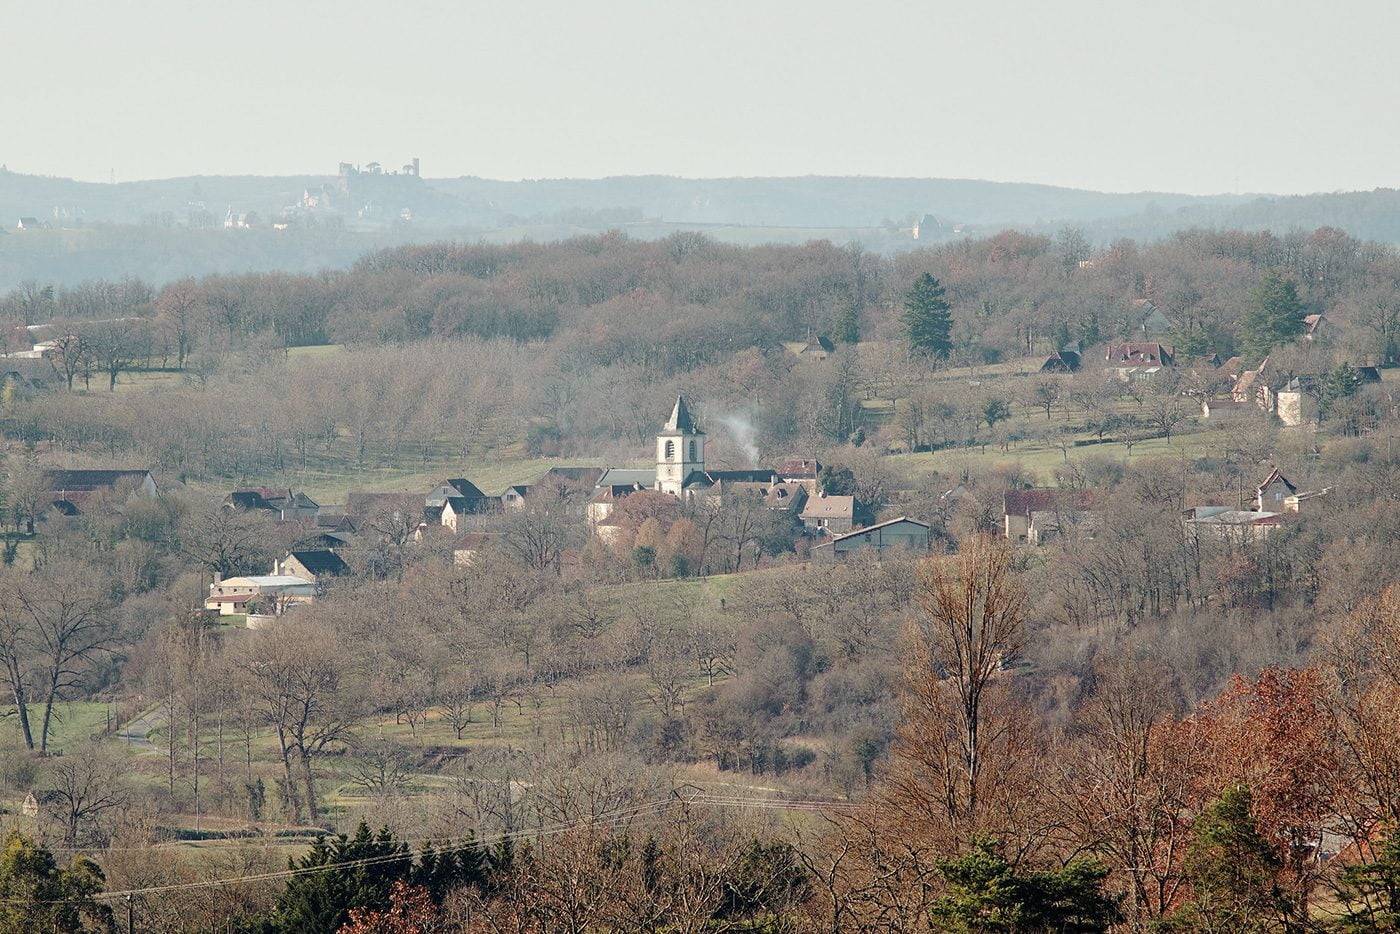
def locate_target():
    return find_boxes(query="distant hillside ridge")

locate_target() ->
[1,167,1242,230]
[429,173,1246,228]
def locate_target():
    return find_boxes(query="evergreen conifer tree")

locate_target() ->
[903,273,953,358]
[1242,271,1307,359]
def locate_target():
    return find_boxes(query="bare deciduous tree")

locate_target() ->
[232,619,358,822]
[42,743,130,847]
[1,562,115,754]
[877,536,1036,847]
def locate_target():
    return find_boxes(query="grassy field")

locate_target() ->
[17,701,115,753]
[891,423,1234,484]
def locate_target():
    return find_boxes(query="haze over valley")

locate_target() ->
[6,3,1400,932]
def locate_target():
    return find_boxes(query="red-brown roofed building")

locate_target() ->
[1003,488,1095,544]
[1105,342,1175,367]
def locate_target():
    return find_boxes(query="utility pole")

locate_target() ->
[125,893,135,933]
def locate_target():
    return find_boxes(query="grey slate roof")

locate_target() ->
[682,469,778,490]
[659,396,702,436]
[288,549,350,577]
[226,490,276,511]
[596,468,657,489]
[828,515,930,543]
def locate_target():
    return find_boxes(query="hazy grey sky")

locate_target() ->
[5,0,1398,194]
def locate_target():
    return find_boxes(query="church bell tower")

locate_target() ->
[656,395,704,496]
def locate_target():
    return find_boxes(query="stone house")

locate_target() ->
[1183,506,1281,542]
[800,493,856,534]
[205,575,315,617]
[776,458,822,493]
[273,549,350,586]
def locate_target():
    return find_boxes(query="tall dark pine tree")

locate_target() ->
[903,272,952,358]
[1159,786,1282,932]
[835,302,861,344]
[1242,271,1307,359]
[260,822,488,933]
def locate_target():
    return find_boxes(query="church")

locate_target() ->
[589,395,811,527]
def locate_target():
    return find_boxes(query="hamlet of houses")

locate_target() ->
[27,397,935,629]
[29,362,1346,631]
[1029,302,1388,430]
[46,462,1322,584]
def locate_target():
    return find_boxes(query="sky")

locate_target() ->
[4,0,1399,195]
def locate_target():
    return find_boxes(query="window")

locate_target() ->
[665,440,675,460]
[688,440,697,461]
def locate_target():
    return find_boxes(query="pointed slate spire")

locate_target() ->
[662,395,702,435]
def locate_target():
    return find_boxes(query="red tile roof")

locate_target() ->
[1003,488,1095,518]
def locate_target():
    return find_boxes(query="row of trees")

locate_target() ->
[7,223,1396,385]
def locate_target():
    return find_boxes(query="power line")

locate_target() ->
[9,798,674,906]
[13,790,858,906]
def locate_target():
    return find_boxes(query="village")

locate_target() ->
[25,375,1339,632]
[10,282,1371,634]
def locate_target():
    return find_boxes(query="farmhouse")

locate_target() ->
[1003,488,1095,544]
[273,549,350,586]
[1131,299,1176,337]
[1303,313,1336,342]
[763,481,808,515]
[1199,397,1252,420]
[1105,341,1174,367]
[1106,342,1174,380]
[223,488,319,519]
[41,468,157,515]
[205,575,315,617]
[588,481,650,527]
[776,458,821,493]
[426,478,493,515]
[1039,350,1081,373]
[800,493,856,534]
[1256,468,1297,512]
[782,334,835,360]
[1180,469,1328,541]
[1183,506,1281,542]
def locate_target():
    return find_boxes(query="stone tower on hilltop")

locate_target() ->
[655,395,704,496]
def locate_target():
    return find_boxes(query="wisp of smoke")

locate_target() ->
[715,412,760,463]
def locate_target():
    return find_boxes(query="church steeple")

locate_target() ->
[656,395,704,496]
[662,395,698,435]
